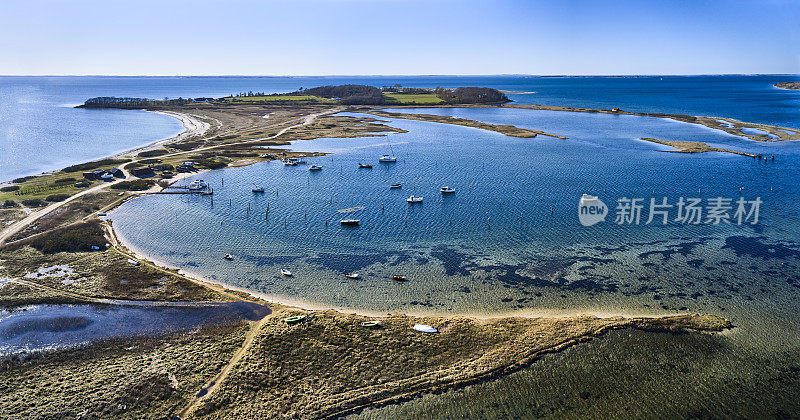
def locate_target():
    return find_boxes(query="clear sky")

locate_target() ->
[1,0,798,76]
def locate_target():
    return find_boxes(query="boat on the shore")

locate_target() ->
[283,158,299,166]
[127,259,140,266]
[309,165,323,171]
[413,324,438,333]
[361,320,381,328]
[392,275,407,281]
[284,315,306,325]
[281,268,293,277]
[358,163,372,169]
[440,186,456,194]
[340,219,360,226]
[346,273,360,279]
[406,195,423,203]
[379,154,397,163]
[390,183,402,189]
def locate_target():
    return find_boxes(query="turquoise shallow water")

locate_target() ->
[110,108,800,351]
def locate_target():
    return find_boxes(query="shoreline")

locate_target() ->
[108,202,677,321]
[111,110,211,159]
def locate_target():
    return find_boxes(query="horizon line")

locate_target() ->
[1,73,798,78]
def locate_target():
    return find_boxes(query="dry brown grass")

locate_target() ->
[193,308,728,419]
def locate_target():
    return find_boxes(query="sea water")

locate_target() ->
[2,75,799,182]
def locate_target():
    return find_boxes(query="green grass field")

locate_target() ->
[383,93,444,104]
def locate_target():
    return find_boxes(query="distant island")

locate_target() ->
[774,81,800,90]
[77,85,511,109]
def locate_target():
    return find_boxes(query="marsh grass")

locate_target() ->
[0,244,230,304]
[352,329,800,419]
[194,309,725,418]
[0,323,250,419]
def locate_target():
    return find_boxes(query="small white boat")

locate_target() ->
[390,183,402,189]
[440,186,455,194]
[280,268,293,277]
[224,254,233,260]
[252,187,265,193]
[188,179,208,190]
[127,259,140,266]
[283,158,298,166]
[340,219,360,226]
[379,154,397,163]
[346,273,360,279]
[406,195,423,203]
[309,165,323,171]
[413,324,438,333]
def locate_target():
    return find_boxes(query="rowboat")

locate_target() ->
[224,254,233,260]
[340,219,360,226]
[361,320,381,328]
[392,275,407,281]
[390,183,402,189]
[413,324,438,333]
[252,187,265,193]
[284,315,306,324]
[358,163,372,168]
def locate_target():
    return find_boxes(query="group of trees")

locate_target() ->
[298,85,385,105]
[81,97,193,109]
[434,87,509,104]
[80,85,510,109]
[380,85,433,94]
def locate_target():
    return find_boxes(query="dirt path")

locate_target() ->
[178,315,270,419]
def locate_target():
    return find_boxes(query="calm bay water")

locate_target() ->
[111,107,800,353]
[2,75,799,182]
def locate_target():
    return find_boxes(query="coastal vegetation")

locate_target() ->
[367,110,566,139]
[8,220,106,254]
[110,179,156,191]
[62,158,130,173]
[77,85,510,109]
[0,323,251,419]
[640,137,756,157]
[775,81,800,90]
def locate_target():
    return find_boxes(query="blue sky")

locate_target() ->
[1,0,798,75]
